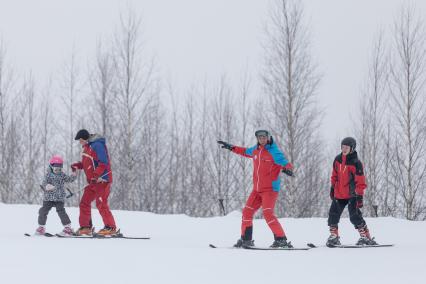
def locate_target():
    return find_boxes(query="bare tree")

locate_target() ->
[382,121,398,216]
[262,0,324,217]
[356,32,389,217]
[19,73,42,203]
[60,47,83,169]
[235,70,253,204]
[111,8,156,210]
[164,82,181,213]
[0,39,17,202]
[209,76,238,215]
[88,40,116,137]
[389,6,426,220]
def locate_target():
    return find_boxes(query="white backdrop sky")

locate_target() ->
[1,0,425,148]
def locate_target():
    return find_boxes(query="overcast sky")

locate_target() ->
[1,0,425,147]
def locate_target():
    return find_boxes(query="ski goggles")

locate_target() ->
[255,130,269,138]
[50,163,63,168]
[50,164,63,173]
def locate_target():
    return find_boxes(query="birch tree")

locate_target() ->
[389,7,426,220]
[356,33,388,217]
[112,9,156,210]
[262,0,324,217]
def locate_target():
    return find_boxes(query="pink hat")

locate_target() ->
[49,155,64,165]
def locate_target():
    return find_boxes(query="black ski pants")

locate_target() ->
[327,198,366,228]
[38,201,71,226]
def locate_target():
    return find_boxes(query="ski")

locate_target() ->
[209,244,310,250]
[209,244,235,249]
[24,232,55,237]
[55,234,93,238]
[55,232,150,240]
[243,246,310,251]
[307,243,394,248]
[92,233,150,239]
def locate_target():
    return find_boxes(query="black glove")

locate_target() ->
[282,169,294,177]
[355,195,363,208]
[217,140,234,151]
[330,186,334,200]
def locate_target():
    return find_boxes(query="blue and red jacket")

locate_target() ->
[233,142,292,192]
[74,134,113,184]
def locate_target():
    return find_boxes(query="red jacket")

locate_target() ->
[233,142,292,192]
[73,135,113,184]
[331,151,366,199]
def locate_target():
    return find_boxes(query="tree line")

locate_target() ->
[0,1,425,220]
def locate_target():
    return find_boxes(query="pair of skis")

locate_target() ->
[24,230,150,240]
[306,243,394,249]
[209,244,310,250]
[209,243,394,250]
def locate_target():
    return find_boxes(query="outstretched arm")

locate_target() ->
[217,140,256,159]
[63,173,77,183]
[232,145,256,158]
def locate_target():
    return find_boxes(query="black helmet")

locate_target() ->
[341,137,356,151]
[75,129,90,141]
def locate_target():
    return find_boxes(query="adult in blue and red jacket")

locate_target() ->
[72,129,117,236]
[218,130,294,248]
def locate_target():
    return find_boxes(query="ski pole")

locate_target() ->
[65,171,112,199]
[65,188,74,198]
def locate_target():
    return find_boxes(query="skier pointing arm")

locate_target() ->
[218,136,294,175]
[217,130,294,248]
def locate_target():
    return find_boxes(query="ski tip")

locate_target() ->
[24,233,31,237]
[209,244,217,248]
[307,243,317,248]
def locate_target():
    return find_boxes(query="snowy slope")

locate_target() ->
[0,203,424,284]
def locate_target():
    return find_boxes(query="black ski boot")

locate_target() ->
[356,224,378,245]
[356,237,378,246]
[326,226,341,247]
[234,238,255,248]
[270,236,293,248]
[234,226,254,248]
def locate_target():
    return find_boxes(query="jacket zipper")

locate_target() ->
[256,148,263,192]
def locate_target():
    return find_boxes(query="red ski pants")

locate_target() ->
[79,183,116,228]
[241,191,285,238]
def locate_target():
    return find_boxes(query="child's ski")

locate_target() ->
[307,243,394,248]
[24,232,55,237]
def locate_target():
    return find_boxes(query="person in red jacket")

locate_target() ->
[71,129,117,236]
[218,130,294,248]
[327,137,377,246]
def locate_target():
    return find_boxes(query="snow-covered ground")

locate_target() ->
[0,203,424,284]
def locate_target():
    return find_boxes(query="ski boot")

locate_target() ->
[96,226,118,237]
[270,236,293,248]
[356,224,378,245]
[57,225,74,237]
[75,227,93,236]
[35,225,46,236]
[234,238,255,248]
[326,226,341,247]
